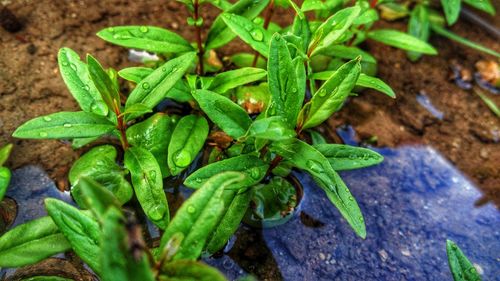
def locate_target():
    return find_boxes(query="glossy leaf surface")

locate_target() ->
[367,29,437,54]
[314,144,384,171]
[446,240,482,281]
[206,67,267,94]
[221,13,273,57]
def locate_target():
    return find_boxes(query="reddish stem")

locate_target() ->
[370,0,378,8]
[114,101,129,150]
[251,0,275,67]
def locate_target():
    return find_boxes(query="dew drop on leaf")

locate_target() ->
[61,61,69,67]
[348,196,354,201]
[249,167,261,180]
[82,84,90,91]
[63,123,72,128]
[358,216,364,222]
[253,17,263,24]
[148,205,165,221]
[250,29,264,42]
[142,82,151,90]
[139,26,149,33]
[318,89,327,97]
[174,150,192,168]
[39,132,48,137]
[108,27,115,33]
[70,63,77,71]
[148,170,157,181]
[43,116,52,122]
[187,205,196,214]
[195,178,203,183]
[306,159,323,173]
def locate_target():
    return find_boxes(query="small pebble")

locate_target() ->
[319,252,326,260]
[378,249,389,262]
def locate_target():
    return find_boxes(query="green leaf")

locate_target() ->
[314,144,384,170]
[184,154,269,189]
[270,139,366,238]
[22,277,73,281]
[0,167,10,201]
[367,29,438,55]
[0,216,71,267]
[299,58,361,129]
[463,0,495,15]
[407,4,431,61]
[87,55,121,112]
[446,240,482,281]
[159,172,246,260]
[267,33,304,126]
[230,53,267,69]
[118,67,154,83]
[127,113,177,177]
[430,24,500,58]
[69,145,133,206]
[167,115,209,176]
[97,26,194,54]
[45,198,101,273]
[101,208,155,281]
[124,147,170,229]
[122,103,153,121]
[0,143,13,166]
[71,136,100,149]
[125,52,197,109]
[12,111,116,139]
[221,13,273,58]
[243,116,296,141]
[205,189,253,254]
[312,72,394,98]
[289,0,311,55]
[475,89,500,117]
[78,177,121,220]
[309,130,327,145]
[58,48,108,116]
[309,6,362,56]
[160,260,228,281]
[206,67,267,94]
[441,0,461,25]
[314,45,377,64]
[205,0,270,50]
[193,90,252,139]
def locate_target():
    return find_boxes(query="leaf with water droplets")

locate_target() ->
[12,111,116,140]
[299,58,361,129]
[407,4,430,61]
[127,113,176,177]
[0,215,71,268]
[160,172,246,260]
[193,90,252,139]
[160,260,228,281]
[69,145,133,206]
[220,13,273,57]
[367,29,437,55]
[101,207,155,281]
[267,33,304,126]
[243,116,296,141]
[446,240,482,281]
[58,48,108,116]
[205,0,270,50]
[314,71,395,98]
[0,143,13,166]
[205,67,267,94]
[77,177,121,220]
[314,144,384,171]
[45,198,101,273]
[314,45,377,64]
[125,147,170,229]
[270,139,366,238]
[97,26,194,54]
[126,52,196,111]
[167,115,208,176]
[184,154,269,189]
[205,188,253,254]
[309,6,361,56]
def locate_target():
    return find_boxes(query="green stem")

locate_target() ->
[193,0,205,75]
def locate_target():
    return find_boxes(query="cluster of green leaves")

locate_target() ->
[3,0,444,278]
[377,0,499,60]
[0,144,13,202]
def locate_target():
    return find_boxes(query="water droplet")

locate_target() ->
[82,84,90,91]
[141,82,150,90]
[253,18,263,24]
[70,63,77,71]
[96,160,105,166]
[39,132,48,137]
[318,89,327,97]
[187,205,196,214]
[63,123,72,128]
[61,61,69,67]
[171,67,178,72]
[148,205,165,221]
[250,29,264,42]
[195,178,203,183]
[306,160,323,173]
[90,100,108,115]
[43,116,52,121]
[291,87,297,93]
[108,27,115,33]
[174,150,192,167]
[161,67,167,72]
[249,167,261,180]
[348,196,354,201]
[148,170,157,181]
[139,26,149,33]
[358,216,364,223]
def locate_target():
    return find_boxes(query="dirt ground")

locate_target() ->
[0,0,499,207]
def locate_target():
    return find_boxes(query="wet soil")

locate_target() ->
[0,0,499,206]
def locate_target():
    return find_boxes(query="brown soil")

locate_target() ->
[0,1,499,207]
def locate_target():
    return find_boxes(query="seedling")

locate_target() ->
[1,0,442,278]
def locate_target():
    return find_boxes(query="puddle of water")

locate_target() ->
[205,145,500,280]
[416,92,444,120]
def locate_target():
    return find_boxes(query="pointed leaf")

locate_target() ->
[45,198,101,273]
[193,90,251,139]
[159,172,246,260]
[446,240,482,281]
[314,144,384,171]
[407,4,431,61]
[160,260,227,281]
[12,112,116,139]
[0,167,10,201]
[441,0,461,25]
[97,26,194,53]
[87,55,121,112]
[367,29,437,54]
[270,139,366,238]
[244,116,296,141]
[184,154,269,189]
[0,216,71,267]
[125,147,170,229]
[118,67,154,83]
[463,0,495,15]
[206,67,267,94]
[78,177,121,219]
[0,143,13,166]
[167,115,209,176]
[126,52,196,109]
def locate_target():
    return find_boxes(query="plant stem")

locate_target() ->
[114,100,129,150]
[193,0,204,75]
[251,0,275,67]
